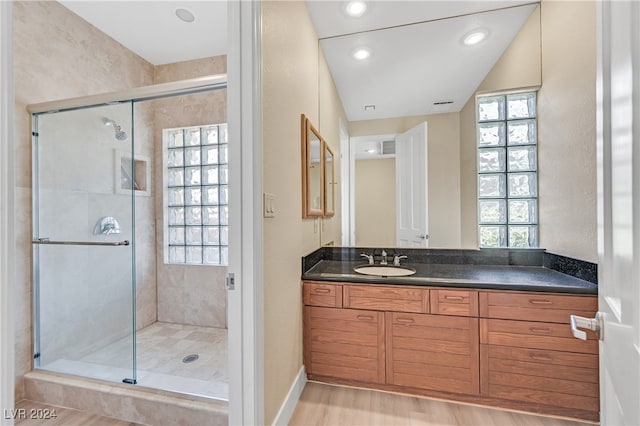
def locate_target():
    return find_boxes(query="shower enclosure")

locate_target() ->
[32,102,137,384]
[29,76,229,398]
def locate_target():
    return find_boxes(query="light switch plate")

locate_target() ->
[263,193,275,218]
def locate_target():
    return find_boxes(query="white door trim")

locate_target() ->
[227,1,264,425]
[0,1,16,423]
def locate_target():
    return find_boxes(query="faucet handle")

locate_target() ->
[360,253,374,265]
[393,255,408,266]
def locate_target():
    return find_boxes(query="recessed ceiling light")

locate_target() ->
[175,8,195,23]
[366,148,377,154]
[352,47,371,60]
[344,1,367,17]
[463,29,488,46]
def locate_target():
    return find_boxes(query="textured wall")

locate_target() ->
[537,0,597,262]
[153,57,228,327]
[261,0,322,422]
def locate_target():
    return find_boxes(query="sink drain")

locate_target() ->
[182,354,199,363]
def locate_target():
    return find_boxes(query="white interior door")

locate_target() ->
[595,1,640,424]
[395,122,428,247]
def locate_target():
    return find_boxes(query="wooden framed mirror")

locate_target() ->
[301,114,324,218]
[323,143,335,217]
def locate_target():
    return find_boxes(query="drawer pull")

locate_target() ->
[396,317,415,323]
[313,288,331,294]
[443,295,465,301]
[356,315,374,321]
[529,354,554,362]
[529,327,552,334]
[529,299,553,305]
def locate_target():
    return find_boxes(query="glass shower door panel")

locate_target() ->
[33,103,136,384]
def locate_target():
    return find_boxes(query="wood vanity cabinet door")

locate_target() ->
[302,281,343,308]
[430,289,478,317]
[385,312,479,395]
[480,344,600,418]
[304,306,385,384]
[343,284,429,313]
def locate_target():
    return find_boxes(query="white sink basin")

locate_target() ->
[354,265,416,277]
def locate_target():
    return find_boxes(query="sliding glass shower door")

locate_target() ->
[32,102,137,384]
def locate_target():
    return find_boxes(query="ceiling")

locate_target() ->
[58,0,538,122]
[58,1,227,66]
[307,1,538,121]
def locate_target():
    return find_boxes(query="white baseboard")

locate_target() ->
[272,366,307,426]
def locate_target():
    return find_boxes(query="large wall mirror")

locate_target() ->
[311,2,542,248]
[301,114,324,218]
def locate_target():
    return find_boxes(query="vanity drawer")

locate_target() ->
[303,281,343,308]
[480,318,599,354]
[430,289,478,317]
[481,344,599,412]
[479,291,597,323]
[343,284,429,313]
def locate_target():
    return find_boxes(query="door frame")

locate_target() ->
[0,1,15,423]
[227,1,264,424]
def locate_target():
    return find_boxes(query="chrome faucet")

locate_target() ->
[380,250,388,265]
[360,253,374,265]
[393,255,408,266]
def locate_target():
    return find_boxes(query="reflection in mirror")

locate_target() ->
[301,114,324,217]
[312,2,541,248]
[324,143,335,217]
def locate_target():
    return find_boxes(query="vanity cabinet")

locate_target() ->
[302,281,599,421]
[479,290,599,420]
[304,282,477,395]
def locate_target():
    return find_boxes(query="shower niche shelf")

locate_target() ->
[115,150,150,196]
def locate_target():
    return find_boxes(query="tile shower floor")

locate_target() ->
[42,322,228,400]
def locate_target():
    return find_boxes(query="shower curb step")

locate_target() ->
[24,370,228,425]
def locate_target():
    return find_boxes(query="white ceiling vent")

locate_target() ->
[382,140,396,155]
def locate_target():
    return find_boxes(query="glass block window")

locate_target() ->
[164,124,229,265]
[477,92,538,248]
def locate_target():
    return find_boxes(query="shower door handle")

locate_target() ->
[32,238,130,246]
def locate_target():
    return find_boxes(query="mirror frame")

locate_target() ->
[301,114,324,218]
[323,143,335,217]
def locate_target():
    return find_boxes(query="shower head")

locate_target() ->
[114,130,128,141]
[103,117,128,141]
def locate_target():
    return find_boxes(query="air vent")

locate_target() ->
[434,101,454,105]
[382,140,396,155]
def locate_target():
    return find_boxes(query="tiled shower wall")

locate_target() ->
[153,58,228,328]
[13,1,227,400]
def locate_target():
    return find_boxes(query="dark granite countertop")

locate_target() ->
[302,260,598,294]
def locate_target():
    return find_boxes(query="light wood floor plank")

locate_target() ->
[289,382,596,426]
